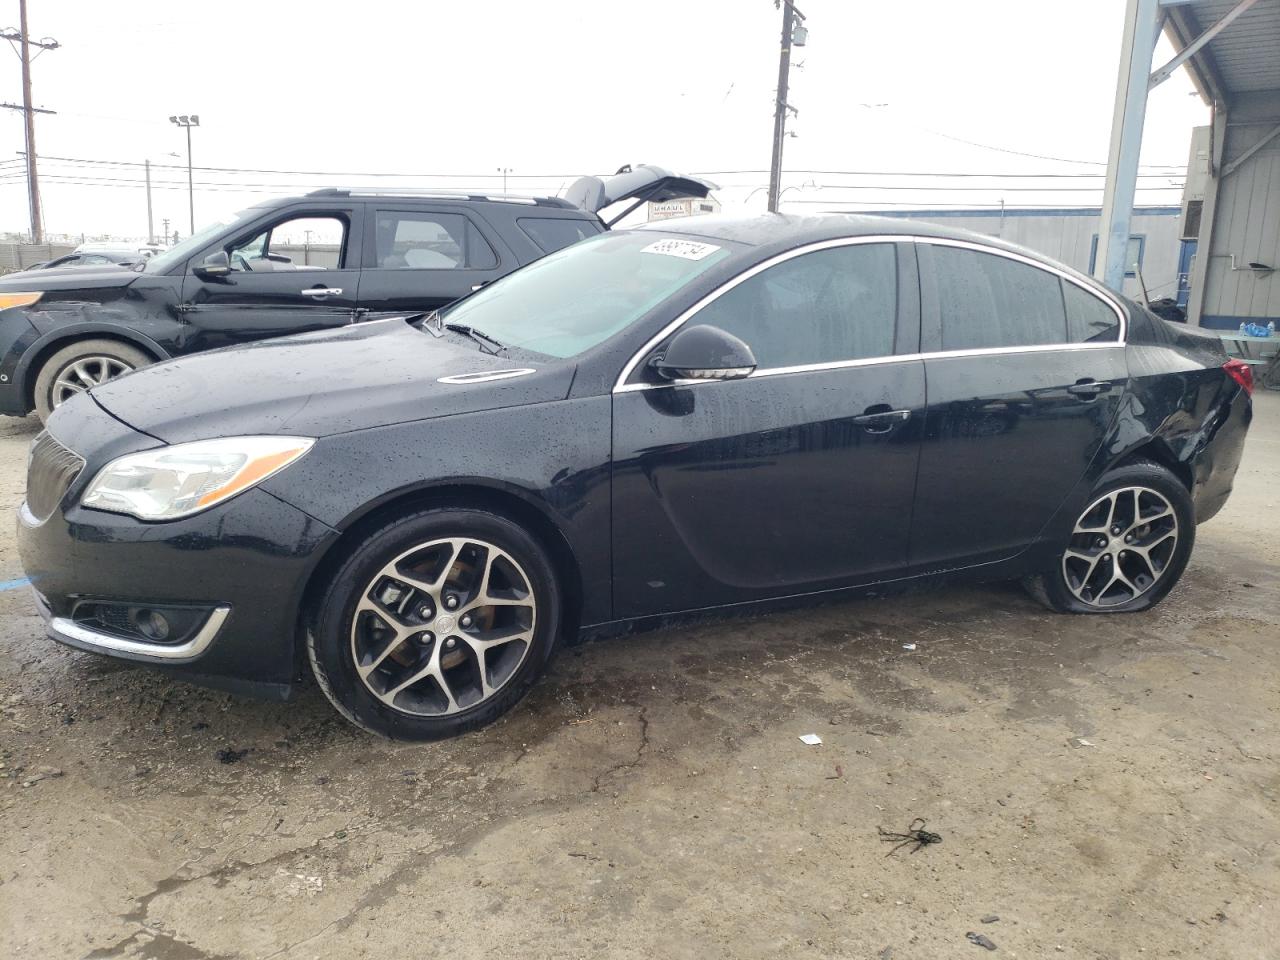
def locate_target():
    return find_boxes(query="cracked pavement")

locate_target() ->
[1,394,1278,959]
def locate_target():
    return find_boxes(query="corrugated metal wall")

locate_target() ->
[1199,94,1280,327]
[866,209,1182,302]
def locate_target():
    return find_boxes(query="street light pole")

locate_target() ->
[168,114,200,234]
[144,159,154,244]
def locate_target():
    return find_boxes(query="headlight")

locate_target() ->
[0,292,43,311]
[81,436,314,521]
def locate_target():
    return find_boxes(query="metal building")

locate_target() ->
[1098,0,1280,329]
[864,207,1184,304]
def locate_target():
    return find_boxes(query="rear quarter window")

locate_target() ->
[1063,280,1121,343]
[517,217,603,254]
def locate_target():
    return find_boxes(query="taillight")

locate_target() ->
[1223,358,1254,396]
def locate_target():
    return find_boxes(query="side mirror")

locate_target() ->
[194,250,231,279]
[650,324,757,382]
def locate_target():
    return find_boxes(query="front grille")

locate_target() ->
[25,431,85,522]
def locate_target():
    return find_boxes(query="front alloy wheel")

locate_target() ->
[308,508,560,740]
[350,537,537,716]
[33,338,152,422]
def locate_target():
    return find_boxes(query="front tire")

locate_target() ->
[33,338,151,422]
[1026,459,1195,614]
[307,508,561,740]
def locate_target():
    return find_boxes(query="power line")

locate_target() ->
[20,154,1188,182]
[0,170,1183,194]
[27,154,603,180]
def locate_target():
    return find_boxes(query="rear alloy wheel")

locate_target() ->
[33,338,152,422]
[1026,460,1195,614]
[308,509,561,739]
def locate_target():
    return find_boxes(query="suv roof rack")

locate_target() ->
[305,187,578,209]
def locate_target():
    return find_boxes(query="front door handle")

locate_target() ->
[301,287,343,297]
[852,407,911,434]
[1067,378,1111,399]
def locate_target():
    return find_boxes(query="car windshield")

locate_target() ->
[141,206,264,274]
[437,231,736,358]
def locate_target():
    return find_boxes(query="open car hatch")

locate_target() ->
[565,164,718,227]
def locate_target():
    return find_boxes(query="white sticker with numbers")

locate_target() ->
[640,239,722,261]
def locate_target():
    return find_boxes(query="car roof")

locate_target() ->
[303,188,582,211]
[633,211,1023,246]
[633,211,1110,291]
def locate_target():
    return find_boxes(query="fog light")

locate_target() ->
[132,608,171,642]
[72,600,216,646]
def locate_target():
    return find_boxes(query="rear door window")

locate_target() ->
[930,245,1067,350]
[518,217,603,254]
[372,211,498,270]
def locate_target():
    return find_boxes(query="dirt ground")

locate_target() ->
[0,393,1277,960]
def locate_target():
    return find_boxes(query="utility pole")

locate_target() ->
[1,0,60,243]
[161,218,171,245]
[497,166,511,193]
[144,159,155,244]
[767,1,805,213]
[168,114,200,234]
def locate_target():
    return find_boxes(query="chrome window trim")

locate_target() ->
[613,343,1124,393]
[917,235,1128,345]
[612,233,1128,394]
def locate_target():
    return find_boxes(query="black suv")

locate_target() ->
[0,165,712,421]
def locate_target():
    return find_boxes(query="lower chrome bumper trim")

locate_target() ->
[33,590,231,662]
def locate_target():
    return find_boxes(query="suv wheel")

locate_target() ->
[33,339,152,422]
[1025,460,1195,614]
[307,508,561,740]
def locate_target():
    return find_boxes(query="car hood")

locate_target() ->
[0,264,139,291]
[89,318,576,442]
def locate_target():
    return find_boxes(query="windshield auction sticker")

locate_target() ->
[640,239,722,261]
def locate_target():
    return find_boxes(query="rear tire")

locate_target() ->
[1025,459,1195,614]
[33,338,151,422]
[307,507,561,740]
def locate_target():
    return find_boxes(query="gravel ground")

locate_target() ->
[0,393,1277,960]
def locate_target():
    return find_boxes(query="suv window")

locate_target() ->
[1063,280,1121,342]
[518,217,602,254]
[931,246,1066,350]
[687,243,897,369]
[373,211,497,270]
[228,215,348,272]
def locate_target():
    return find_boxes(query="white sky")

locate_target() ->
[0,0,1209,241]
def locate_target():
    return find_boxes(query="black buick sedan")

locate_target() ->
[18,215,1253,739]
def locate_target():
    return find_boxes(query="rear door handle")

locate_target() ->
[1067,378,1111,399]
[301,287,343,297]
[852,407,911,434]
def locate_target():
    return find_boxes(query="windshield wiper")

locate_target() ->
[444,322,506,356]
[415,309,444,337]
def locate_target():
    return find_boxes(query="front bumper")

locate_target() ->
[16,399,340,698]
